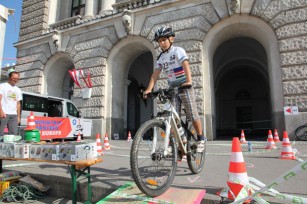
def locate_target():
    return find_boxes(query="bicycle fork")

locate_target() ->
[150,117,172,157]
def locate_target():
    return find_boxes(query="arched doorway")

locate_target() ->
[106,36,155,139]
[215,37,271,139]
[127,52,154,139]
[202,15,284,140]
[44,53,74,99]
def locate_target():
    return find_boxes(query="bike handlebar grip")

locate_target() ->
[178,84,192,90]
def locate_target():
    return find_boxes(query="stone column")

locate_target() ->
[84,0,98,19]
[99,0,115,14]
[124,79,131,130]
[48,0,59,24]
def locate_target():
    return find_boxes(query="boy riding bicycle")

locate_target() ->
[143,26,206,152]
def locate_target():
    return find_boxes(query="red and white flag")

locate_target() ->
[69,69,92,88]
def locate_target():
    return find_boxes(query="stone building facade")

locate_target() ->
[14,0,307,140]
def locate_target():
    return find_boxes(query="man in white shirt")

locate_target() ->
[0,68,22,137]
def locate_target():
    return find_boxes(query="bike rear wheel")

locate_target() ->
[187,122,206,174]
[295,125,307,141]
[130,119,177,197]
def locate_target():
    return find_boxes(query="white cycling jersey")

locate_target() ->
[155,45,188,86]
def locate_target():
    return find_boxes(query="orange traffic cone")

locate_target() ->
[280,131,295,160]
[127,131,132,142]
[218,137,251,201]
[24,111,37,130]
[273,129,280,142]
[96,133,103,155]
[240,130,247,144]
[76,133,81,142]
[103,133,111,150]
[265,130,276,149]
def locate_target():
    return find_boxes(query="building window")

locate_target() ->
[71,0,85,17]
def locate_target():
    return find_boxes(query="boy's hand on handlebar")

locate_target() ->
[143,89,151,99]
[180,83,192,89]
[181,83,191,87]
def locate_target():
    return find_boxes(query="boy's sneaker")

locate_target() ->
[196,139,206,153]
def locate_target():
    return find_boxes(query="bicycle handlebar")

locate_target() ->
[145,85,192,103]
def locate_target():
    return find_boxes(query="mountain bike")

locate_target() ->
[295,124,307,141]
[130,85,206,197]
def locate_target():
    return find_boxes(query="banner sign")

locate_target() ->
[34,116,92,140]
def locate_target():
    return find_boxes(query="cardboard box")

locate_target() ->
[1,143,15,157]
[29,143,43,159]
[14,143,31,159]
[59,141,97,161]
[40,143,60,160]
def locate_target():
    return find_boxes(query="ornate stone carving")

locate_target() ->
[230,0,239,13]
[122,9,133,34]
[52,30,61,50]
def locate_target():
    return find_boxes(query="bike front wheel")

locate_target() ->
[187,122,206,174]
[295,125,307,141]
[130,119,177,197]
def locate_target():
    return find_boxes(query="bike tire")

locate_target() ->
[295,125,307,141]
[130,118,177,197]
[186,122,206,174]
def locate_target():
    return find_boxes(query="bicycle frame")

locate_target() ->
[151,95,186,157]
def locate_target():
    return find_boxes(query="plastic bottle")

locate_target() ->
[177,124,187,143]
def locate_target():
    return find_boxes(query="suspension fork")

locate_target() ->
[163,116,172,156]
[150,117,172,156]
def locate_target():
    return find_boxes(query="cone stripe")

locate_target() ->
[280,131,295,160]
[239,130,247,143]
[228,173,249,184]
[229,162,247,173]
[96,133,103,155]
[273,129,280,142]
[266,130,276,149]
[24,112,37,130]
[230,152,244,162]
[127,131,132,141]
[103,133,111,150]
[218,137,250,201]
[76,133,81,142]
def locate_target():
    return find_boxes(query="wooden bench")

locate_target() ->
[0,157,103,204]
